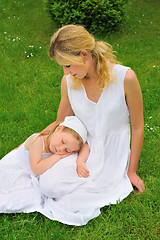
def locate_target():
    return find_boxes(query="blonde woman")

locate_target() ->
[39,24,145,225]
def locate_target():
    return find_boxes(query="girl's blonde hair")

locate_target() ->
[39,123,83,150]
[49,24,119,89]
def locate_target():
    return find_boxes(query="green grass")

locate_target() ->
[0,0,159,239]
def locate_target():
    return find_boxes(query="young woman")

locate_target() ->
[38,24,145,225]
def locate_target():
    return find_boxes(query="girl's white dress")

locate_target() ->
[0,65,133,225]
[0,134,52,213]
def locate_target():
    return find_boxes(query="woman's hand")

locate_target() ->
[77,161,90,178]
[128,172,145,195]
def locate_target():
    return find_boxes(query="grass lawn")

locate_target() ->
[0,0,159,239]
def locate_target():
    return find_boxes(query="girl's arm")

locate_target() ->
[41,75,73,132]
[12,144,22,151]
[28,136,71,176]
[124,69,145,194]
[76,143,90,178]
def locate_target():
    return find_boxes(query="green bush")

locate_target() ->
[47,0,128,33]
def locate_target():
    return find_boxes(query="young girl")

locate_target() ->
[0,116,89,213]
[38,24,145,225]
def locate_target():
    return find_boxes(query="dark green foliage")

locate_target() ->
[47,0,128,33]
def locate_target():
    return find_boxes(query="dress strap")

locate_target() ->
[40,136,45,152]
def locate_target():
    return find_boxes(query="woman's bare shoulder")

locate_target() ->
[124,68,142,98]
[125,68,137,81]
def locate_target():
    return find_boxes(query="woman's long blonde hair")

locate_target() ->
[49,24,118,89]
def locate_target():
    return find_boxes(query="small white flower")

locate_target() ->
[27,55,30,58]
[151,22,152,24]
[149,116,152,119]
[13,39,15,41]
[4,32,7,34]
[39,46,42,49]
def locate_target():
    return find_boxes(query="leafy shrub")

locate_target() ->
[47,0,128,33]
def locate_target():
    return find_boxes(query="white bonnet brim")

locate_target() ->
[60,116,87,143]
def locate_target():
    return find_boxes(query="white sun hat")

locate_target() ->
[60,116,87,143]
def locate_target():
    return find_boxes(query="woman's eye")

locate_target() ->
[65,65,71,68]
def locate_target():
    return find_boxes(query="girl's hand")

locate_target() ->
[77,161,90,178]
[128,172,145,194]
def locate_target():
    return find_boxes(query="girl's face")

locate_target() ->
[49,126,80,155]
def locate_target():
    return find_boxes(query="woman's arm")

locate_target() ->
[124,69,145,194]
[28,136,71,175]
[76,143,90,178]
[42,76,73,132]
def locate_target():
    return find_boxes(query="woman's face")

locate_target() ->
[58,50,92,79]
[62,65,87,79]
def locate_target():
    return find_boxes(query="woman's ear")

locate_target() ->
[80,50,89,60]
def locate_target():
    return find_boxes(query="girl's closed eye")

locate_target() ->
[65,65,71,68]
[62,140,69,152]
[65,148,70,153]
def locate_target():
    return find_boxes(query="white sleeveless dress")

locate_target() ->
[39,64,133,225]
[0,134,52,213]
